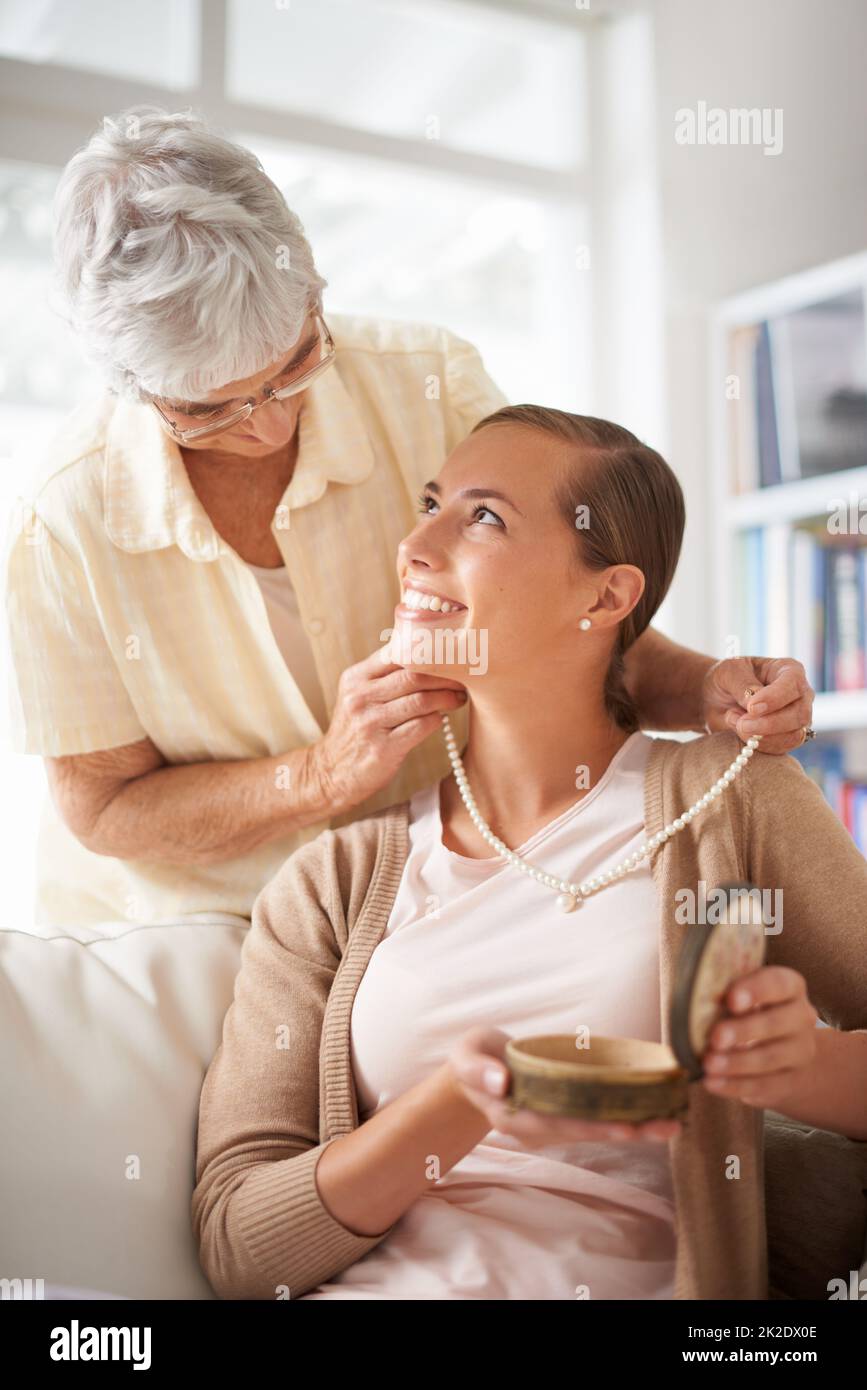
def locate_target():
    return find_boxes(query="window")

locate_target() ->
[227,0,586,170]
[0,0,592,925]
[0,0,199,87]
[238,136,589,407]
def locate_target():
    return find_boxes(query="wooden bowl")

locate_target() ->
[502,882,766,1122]
[504,1034,690,1122]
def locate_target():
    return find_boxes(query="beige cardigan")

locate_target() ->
[192,732,867,1300]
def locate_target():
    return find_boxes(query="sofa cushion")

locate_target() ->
[765,1109,867,1301]
[0,915,248,1299]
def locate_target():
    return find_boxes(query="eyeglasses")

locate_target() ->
[150,313,336,443]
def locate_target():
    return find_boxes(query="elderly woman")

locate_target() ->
[3,105,813,932]
[192,407,867,1302]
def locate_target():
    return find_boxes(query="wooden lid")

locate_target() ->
[669,880,767,1078]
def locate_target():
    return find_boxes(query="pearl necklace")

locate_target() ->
[440,714,762,913]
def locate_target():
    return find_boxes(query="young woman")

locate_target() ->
[192,407,867,1301]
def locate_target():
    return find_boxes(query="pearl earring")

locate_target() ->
[578,618,592,631]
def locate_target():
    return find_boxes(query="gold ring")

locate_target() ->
[743,686,759,703]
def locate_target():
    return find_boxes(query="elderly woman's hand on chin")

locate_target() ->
[446,1025,682,1147]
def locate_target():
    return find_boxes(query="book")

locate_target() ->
[829,546,866,690]
[764,522,790,655]
[742,528,765,653]
[791,739,846,820]
[754,320,782,487]
[767,315,800,482]
[732,288,867,492]
[789,528,821,690]
[728,324,760,493]
[855,786,867,854]
[769,288,867,480]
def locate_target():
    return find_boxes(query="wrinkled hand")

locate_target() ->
[310,646,468,817]
[447,1025,682,1147]
[702,656,814,754]
[702,966,819,1108]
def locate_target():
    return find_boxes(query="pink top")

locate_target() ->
[301,731,677,1300]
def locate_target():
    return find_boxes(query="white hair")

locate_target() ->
[50,105,328,402]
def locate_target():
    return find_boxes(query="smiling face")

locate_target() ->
[392,421,645,688]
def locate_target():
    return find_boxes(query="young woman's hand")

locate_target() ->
[446,1025,682,1147]
[701,965,819,1107]
[701,656,814,754]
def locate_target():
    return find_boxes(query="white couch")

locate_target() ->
[0,915,247,1300]
[2,913,866,1301]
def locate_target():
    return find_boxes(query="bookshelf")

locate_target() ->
[710,250,867,851]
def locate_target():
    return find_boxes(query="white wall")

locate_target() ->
[649,0,867,651]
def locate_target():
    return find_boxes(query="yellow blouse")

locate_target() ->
[2,313,505,927]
